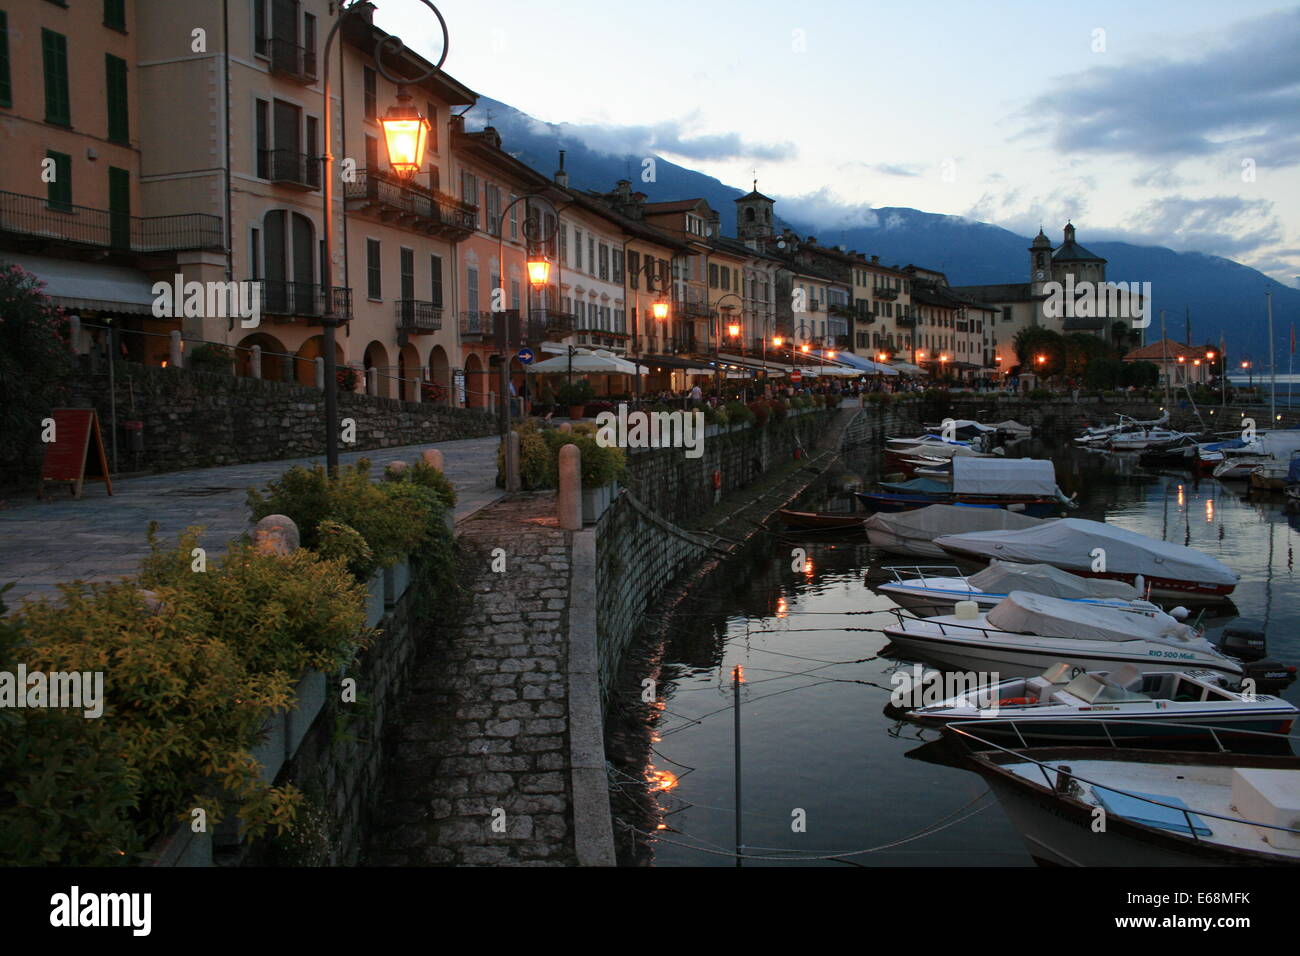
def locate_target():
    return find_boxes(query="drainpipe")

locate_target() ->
[222,0,233,291]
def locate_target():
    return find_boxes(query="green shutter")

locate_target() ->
[42,29,70,125]
[104,0,127,31]
[108,167,130,249]
[106,55,128,142]
[0,11,11,108]
[46,151,72,211]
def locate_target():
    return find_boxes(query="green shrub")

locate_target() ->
[557,379,595,408]
[726,401,755,426]
[384,457,457,508]
[188,342,235,373]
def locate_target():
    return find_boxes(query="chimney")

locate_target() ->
[554,149,569,187]
[871,255,879,265]
[709,212,722,239]
[450,112,467,135]
[481,126,502,149]
[614,179,632,200]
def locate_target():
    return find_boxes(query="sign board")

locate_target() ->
[39,408,113,499]
[791,369,802,383]
[453,368,467,407]
[517,347,534,365]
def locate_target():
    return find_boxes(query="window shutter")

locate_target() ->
[0,11,11,108]
[106,55,129,143]
[42,30,71,126]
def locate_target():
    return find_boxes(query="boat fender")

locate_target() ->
[996,697,1035,707]
[1169,606,1190,621]
[954,600,979,620]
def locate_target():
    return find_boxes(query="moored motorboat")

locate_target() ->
[859,458,1075,517]
[878,560,1141,615]
[864,505,1048,558]
[899,662,1298,740]
[944,722,1300,865]
[776,509,866,532]
[934,517,1240,600]
[882,590,1244,680]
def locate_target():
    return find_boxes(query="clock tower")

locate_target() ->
[1029,227,1053,293]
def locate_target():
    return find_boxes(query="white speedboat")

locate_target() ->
[1107,428,1193,452]
[946,723,1300,865]
[1075,413,1168,446]
[865,505,1047,558]
[882,590,1242,679]
[878,560,1142,615]
[901,662,1298,740]
[934,517,1239,600]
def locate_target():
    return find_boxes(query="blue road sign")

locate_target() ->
[517,347,535,365]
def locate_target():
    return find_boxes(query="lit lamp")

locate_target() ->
[877,352,888,362]
[800,343,811,353]
[827,350,837,359]
[652,298,669,321]
[379,86,431,180]
[772,335,784,347]
[526,254,551,287]
[728,323,741,338]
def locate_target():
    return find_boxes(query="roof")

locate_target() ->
[1052,239,1106,263]
[559,187,695,254]
[950,282,1042,303]
[642,199,711,215]
[1122,338,1205,363]
[736,189,775,203]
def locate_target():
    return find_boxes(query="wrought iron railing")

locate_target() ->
[527,309,574,339]
[396,299,442,332]
[874,286,899,300]
[261,148,320,188]
[0,189,224,253]
[344,170,477,238]
[256,279,352,320]
[460,310,494,336]
[268,37,317,82]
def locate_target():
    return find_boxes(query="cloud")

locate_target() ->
[1022,9,1300,167]
[771,187,882,232]
[963,188,1092,238]
[1097,195,1284,258]
[841,161,923,178]
[496,109,797,163]
[1132,167,1193,189]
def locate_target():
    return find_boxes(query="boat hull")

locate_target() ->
[858,492,1065,518]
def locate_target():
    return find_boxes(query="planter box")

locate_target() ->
[384,558,411,607]
[581,481,616,525]
[365,572,385,629]
[285,669,328,756]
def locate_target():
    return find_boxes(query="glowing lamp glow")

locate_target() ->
[379,87,430,180]
[728,323,741,338]
[652,299,669,321]
[800,343,811,353]
[827,350,836,359]
[772,335,784,347]
[877,352,887,362]
[526,256,551,287]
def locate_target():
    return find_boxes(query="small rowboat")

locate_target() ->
[776,509,865,532]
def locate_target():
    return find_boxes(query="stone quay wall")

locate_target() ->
[65,362,498,476]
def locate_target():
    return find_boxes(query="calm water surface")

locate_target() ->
[641,440,1300,866]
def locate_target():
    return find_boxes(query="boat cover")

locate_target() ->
[1201,438,1245,452]
[968,560,1140,600]
[1092,788,1213,837]
[951,457,1059,496]
[865,504,1045,540]
[984,591,1200,643]
[878,478,950,494]
[1289,457,1300,485]
[935,518,1239,587]
[990,420,1032,437]
[1260,431,1300,460]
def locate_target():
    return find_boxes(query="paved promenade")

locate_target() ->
[0,435,503,608]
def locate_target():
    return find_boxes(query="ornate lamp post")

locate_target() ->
[319,0,448,474]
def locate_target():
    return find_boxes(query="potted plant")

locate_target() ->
[558,379,595,419]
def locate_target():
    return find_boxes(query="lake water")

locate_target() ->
[634,439,1300,866]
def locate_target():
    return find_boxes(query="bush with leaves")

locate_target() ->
[188,342,235,373]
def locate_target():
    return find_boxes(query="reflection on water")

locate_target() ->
[636,440,1300,867]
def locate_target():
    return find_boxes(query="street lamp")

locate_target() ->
[319,0,449,475]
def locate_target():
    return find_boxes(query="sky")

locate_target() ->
[372,0,1300,285]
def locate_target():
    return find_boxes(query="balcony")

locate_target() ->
[268,37,317,83]
[527,309,574,340]
[0,189,224,254]
[344,170,477,240]
[895,314,917,328]
[676,300,713,321]
[396,299,442,333]
[828,303,856,320]
[854,308,877,324]
[874,287,899,300]
[256,279,352,322]
[668,334,700,355]
[460,310,494,339]
[260,148,320,189]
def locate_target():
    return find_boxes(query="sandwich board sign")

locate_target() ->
[39,408,114,499]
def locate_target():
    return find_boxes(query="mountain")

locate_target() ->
[471,96,1300,360]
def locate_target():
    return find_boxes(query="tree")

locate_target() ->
[1013,326,1064,378]
[0,265,75,480]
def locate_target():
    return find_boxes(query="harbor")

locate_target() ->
[609,423,1300,867]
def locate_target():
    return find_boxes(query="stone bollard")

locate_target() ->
[252,515,301,555]
[169,330,183,369]
[385,460,408,481]
[68,315,83,354]
[315,357,325,390]
[558,443,581,530]
[422,448,444,471]
[250,344,262,379]
[557,422,572,433]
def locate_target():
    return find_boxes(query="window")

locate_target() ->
[460,170,478,225]
[253,0,268,55]
[559,224,568,265]
[366,239,381,299]
[509,194,518,240]
[303,13,316,68]
[0,11,11,108]
[573,229,582,270]
[613,250,624,284]
[598,244,609,281]
[510,279,520,313]
[721,266,730,291]
[400,247,414,301]
[45,150,71,210]
[107,166,129,247]
[628,250,640,289]
[430,255,443,307]
[467,267,479,312]
[588,237,595,275]
[254,99,270,176]
[364,134,378,172]
[709,263,718,288]
[104,0,126,30]
[106,55,128,142]
[42,29,70,126]
[363,67,377,120]
[485,184,501,235]
[424,100,438,153]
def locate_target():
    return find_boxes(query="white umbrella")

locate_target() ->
[525,349,642,375]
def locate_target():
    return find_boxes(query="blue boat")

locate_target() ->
[859,458,1075,517]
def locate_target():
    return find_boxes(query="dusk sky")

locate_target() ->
[375,1,1300,286]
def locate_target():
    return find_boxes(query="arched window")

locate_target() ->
[745,208,755,222]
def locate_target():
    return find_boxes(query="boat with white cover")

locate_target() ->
[901,662,1297,740]
[1107,427,1195,452]
[934,517,1239,600]
[878,560,1142,615]
[945,722,1300,865]
[1212,430,1300,480]
[881,591,1242,679]
[865,505,1048,558]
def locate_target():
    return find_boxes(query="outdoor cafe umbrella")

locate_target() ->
[525,348,642,376]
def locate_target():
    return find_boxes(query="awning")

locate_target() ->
[890,361,927,375]
[1,253,159,315]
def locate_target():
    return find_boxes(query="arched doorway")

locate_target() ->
[363,341,391,398]
[235,332,290,382]
[428,345,451,406]
[294,335,345,387]
[464,352,487,408]
[398,343,420,402]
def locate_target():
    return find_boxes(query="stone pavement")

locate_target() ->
[0,435,504,608]
[364,494,577,866]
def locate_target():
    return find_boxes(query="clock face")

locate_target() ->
[1035,270,1045,280]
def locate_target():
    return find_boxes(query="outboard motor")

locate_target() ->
[1242,661,1298,695]
[1220,627,1268,662]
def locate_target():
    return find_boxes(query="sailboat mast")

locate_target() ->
[1267,292,1276,425]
